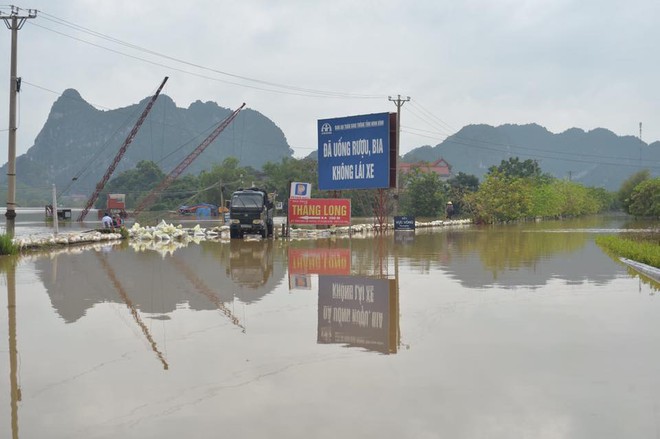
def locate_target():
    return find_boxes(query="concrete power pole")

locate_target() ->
[1,6,37,237]
[388,94,410,215]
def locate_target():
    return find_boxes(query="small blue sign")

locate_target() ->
[317,112,391,190]
[394,216,415,231]
[290,181,312,198]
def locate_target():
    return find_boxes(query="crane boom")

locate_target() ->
[76,76,169,221]
[132,103,246,217]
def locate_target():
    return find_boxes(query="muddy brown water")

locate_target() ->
[1,214,659,438]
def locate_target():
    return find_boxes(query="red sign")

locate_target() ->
[288,248,351,275]
[288,198,351,226]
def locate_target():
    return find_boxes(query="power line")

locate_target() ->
[28,12,386,100]
[403,100,659,166]
[409,100,457,133]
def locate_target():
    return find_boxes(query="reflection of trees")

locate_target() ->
[347,220,624,288]
[465,229,587,275]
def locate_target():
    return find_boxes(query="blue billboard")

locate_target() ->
[318,112,391,190]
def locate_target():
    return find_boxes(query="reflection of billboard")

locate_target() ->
[288,248,351,275]
[288,198,351,226]
[289,274,312,290]
[318,113,394,190]
[317,276,398,354]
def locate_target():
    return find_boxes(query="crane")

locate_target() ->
[132,102,246,217]
[76,76,169,222]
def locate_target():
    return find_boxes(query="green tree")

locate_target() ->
[446,172,480,216]
[400,169,446,217]
[198,157,256,207]
[628,177,660,217]
[468,171,533,223]
[101,160,166,209]
[261,157,318,201]
[618,169,650,214]
[155,174,201,210]
[488,157,546,180]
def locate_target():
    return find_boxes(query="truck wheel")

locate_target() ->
[230,229,240,239]
[261,228,267,239]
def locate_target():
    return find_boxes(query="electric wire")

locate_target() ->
[405,100,659,167]
[409,100,457,133]
[28,17,385,100]
[58,93,148,196]
[36,11,384,99]
[406,131,660,170]
[12,8,657,178]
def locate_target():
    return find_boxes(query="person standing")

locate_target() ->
[445,201,454,219]
[112,214,123,228]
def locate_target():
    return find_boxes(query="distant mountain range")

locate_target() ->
[0,89,292,196]
[3,88,658,199]
[401,123,659,191]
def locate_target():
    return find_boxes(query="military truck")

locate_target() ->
[228,187,274,239]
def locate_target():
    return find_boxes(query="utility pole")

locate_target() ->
[388,94,410,215]
[2,6,37,237]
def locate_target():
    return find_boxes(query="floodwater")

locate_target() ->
[1,214,659,439]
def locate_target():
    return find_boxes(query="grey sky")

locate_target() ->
[1,0,657,165]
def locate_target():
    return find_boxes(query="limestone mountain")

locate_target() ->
[1,89,292,197]
[402,123,659,191]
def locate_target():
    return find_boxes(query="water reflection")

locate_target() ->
[227,239,274,288]
[317,275,399,354]
[2,217,659,438]
[349,223,637,289]
[33,240,287,323]
[1,257,20,439]
[95,251,170,370]
[286,241,401,354]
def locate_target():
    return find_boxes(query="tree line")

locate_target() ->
[2,155,655,221]
[88,156,660,221]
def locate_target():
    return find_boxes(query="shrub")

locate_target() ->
[0,234,18,255]
[628,178,660,218]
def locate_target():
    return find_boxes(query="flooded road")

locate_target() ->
[1,215,659,438]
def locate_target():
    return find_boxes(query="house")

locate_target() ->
[398,158,452,180]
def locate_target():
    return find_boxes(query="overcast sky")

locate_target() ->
[0,0,658,165]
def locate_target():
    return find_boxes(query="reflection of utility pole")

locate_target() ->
[96,253,169,370]
[388,95,410,216]
[6,258,20,439]
[1,7,37,237]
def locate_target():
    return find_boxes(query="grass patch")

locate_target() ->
[596,234,660,268]
[0,233,18,255]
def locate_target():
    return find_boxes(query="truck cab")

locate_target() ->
[228,188,274,239]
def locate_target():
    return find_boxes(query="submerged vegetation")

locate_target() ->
[595,234,660,268]
[0,233,18,255]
